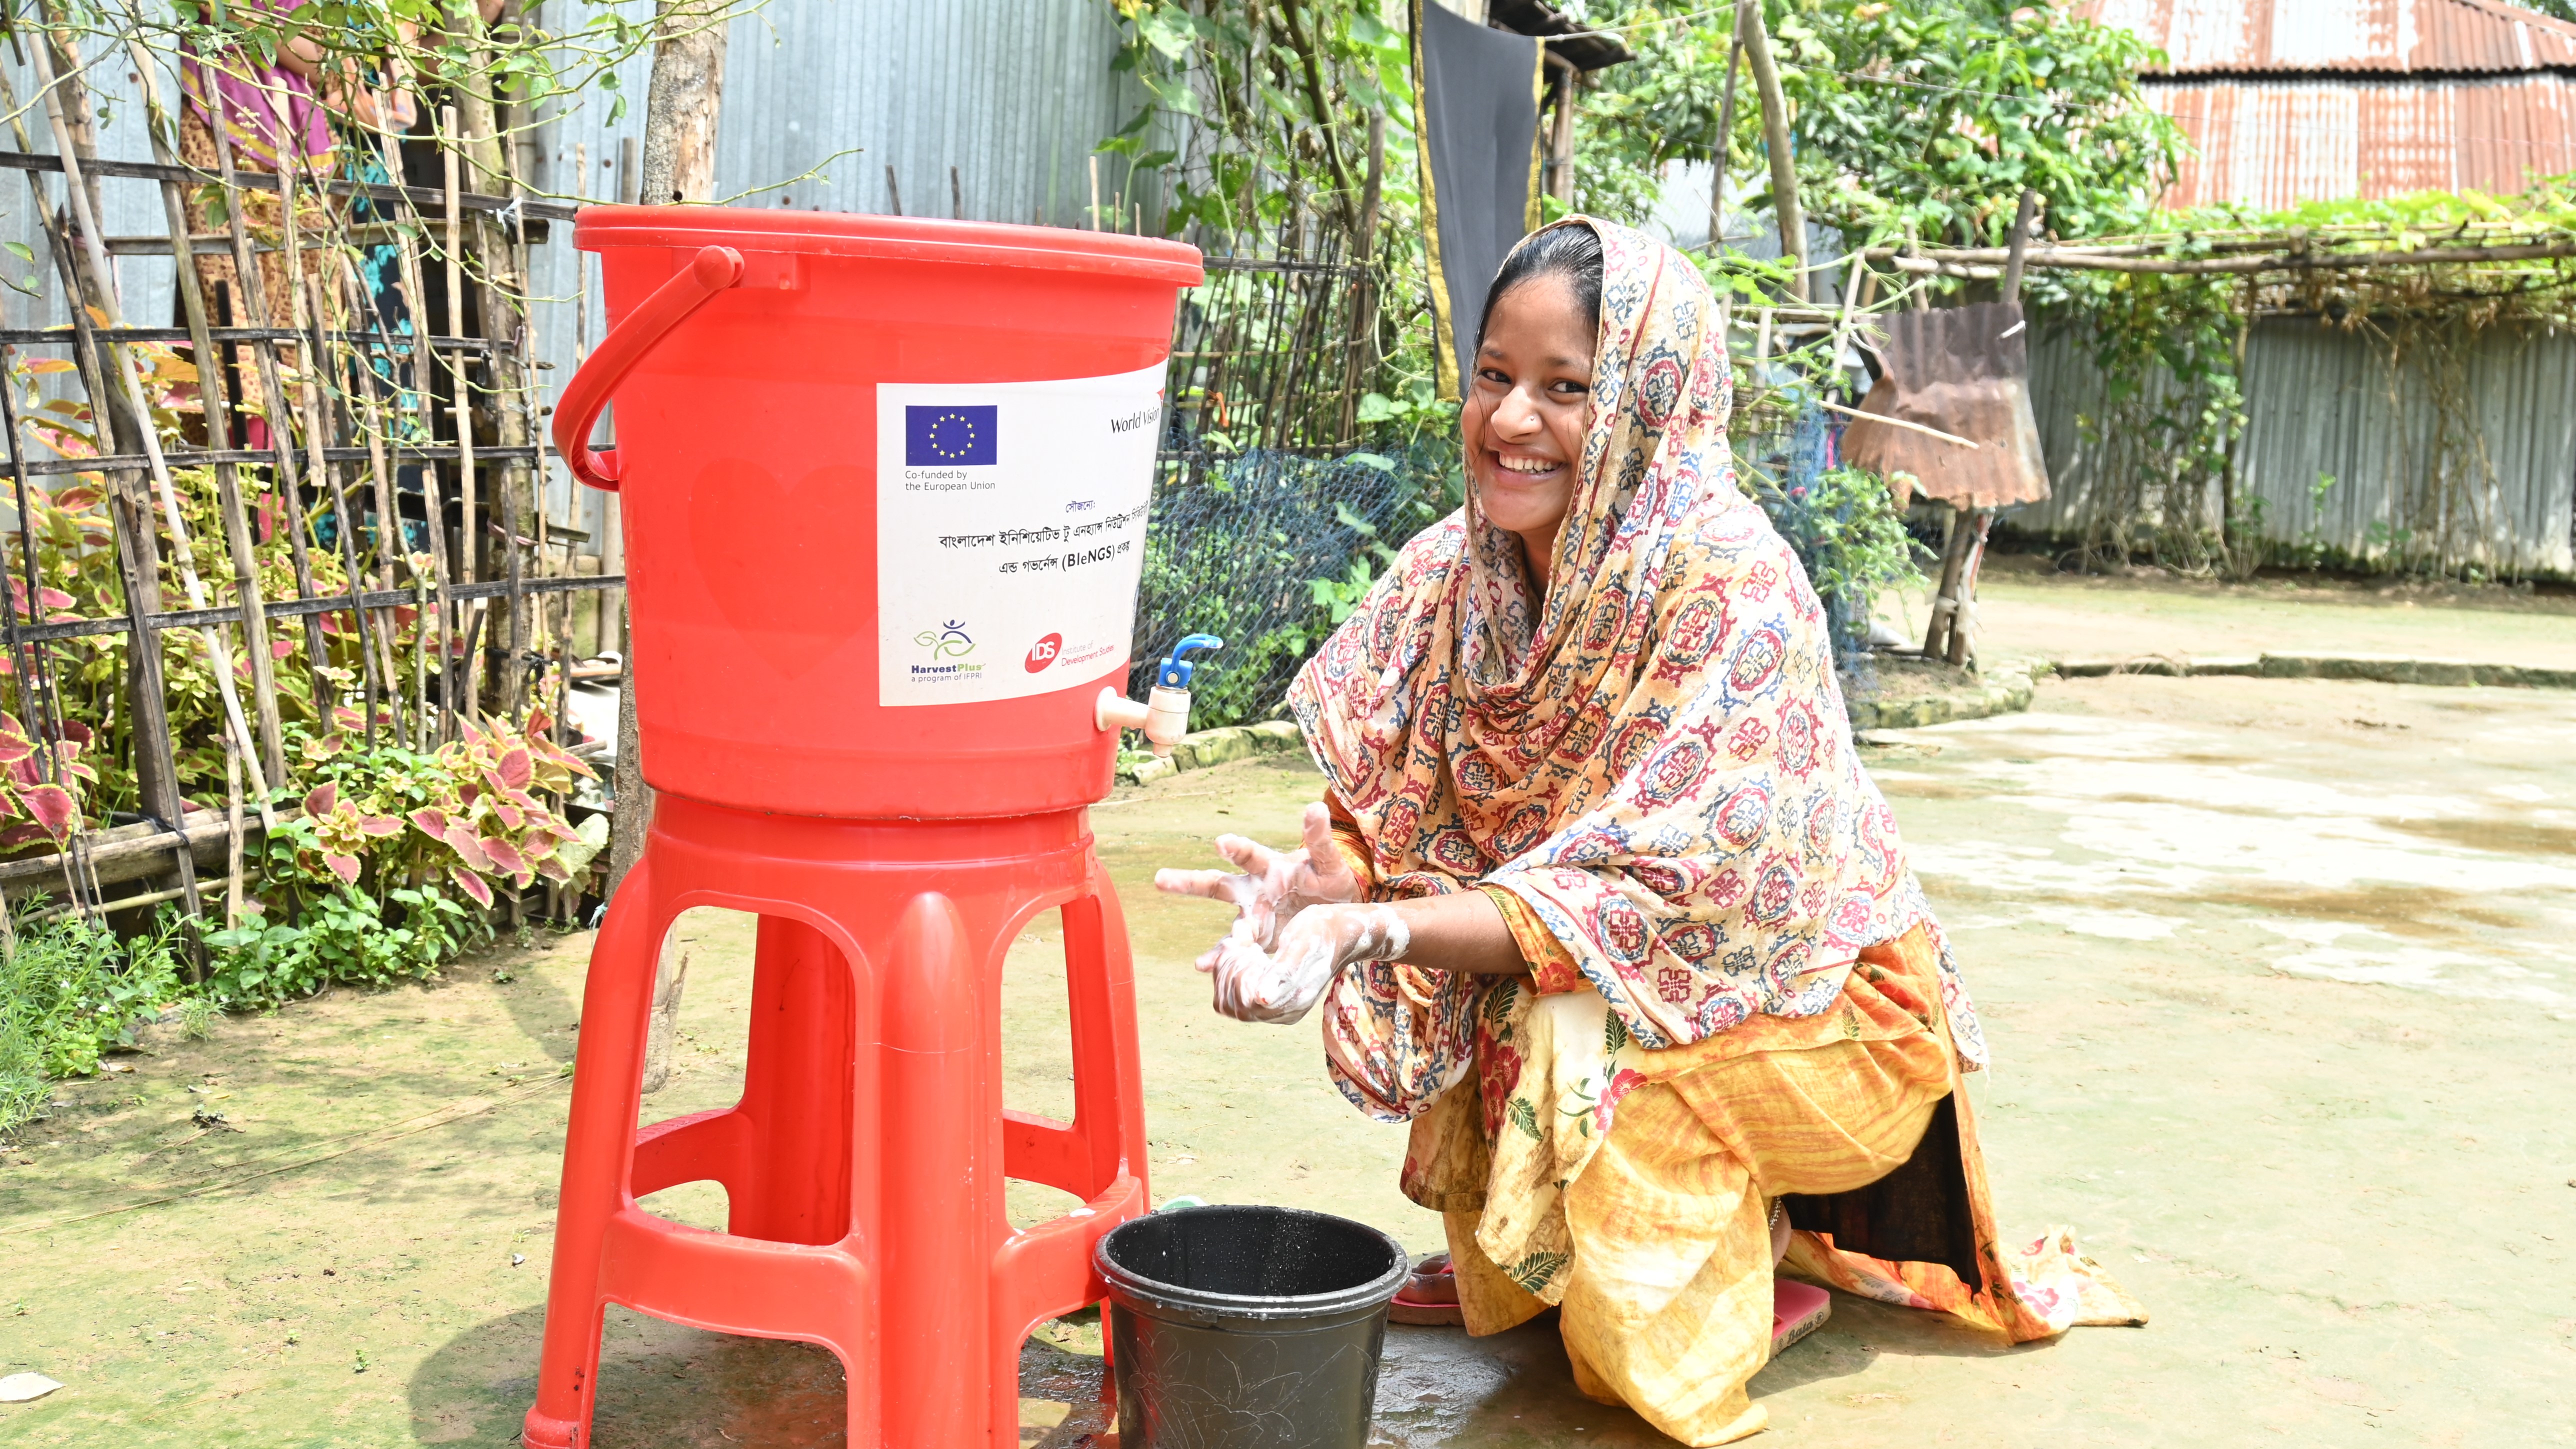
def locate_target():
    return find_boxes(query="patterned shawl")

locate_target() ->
[1288,219,1985,1118]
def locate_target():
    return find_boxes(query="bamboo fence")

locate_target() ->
[0,32,620,933]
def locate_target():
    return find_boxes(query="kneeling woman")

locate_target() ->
[1158,220,2138,1445]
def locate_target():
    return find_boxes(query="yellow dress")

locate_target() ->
[1388,925,2138,1444]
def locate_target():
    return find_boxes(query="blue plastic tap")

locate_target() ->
[1158,634,1224,690]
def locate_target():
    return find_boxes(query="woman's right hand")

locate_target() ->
[1153,800,1363,962]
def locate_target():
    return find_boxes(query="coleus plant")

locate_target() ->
[0,710,96,852]
[400,709,605,908]
[282,708,606,910]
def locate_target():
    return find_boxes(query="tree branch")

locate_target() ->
[1277,0,1361,240]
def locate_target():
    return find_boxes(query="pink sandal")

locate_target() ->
[1388,1252,1466,1326]
[1772,1278,1832,1354]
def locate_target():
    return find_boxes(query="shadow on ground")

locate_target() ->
[411,1304,850,1448]
[402,1290,2056,1449]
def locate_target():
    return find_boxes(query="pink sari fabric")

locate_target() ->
[180,0,335,173]
[1290,218,1986,1131]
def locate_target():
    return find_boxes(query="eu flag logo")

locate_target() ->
[905,405,998,466]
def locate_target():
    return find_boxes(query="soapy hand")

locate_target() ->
[1153,802,1363,956]
[1204,902,1410,1025]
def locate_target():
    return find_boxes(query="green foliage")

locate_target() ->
[0,904,187,1132]
[1558,0,2180,258]
[1106,0,1416,251]
[44,0,700,128]
[1106,0,1457,447]
[1743,462,1928,658]
[208,715,606,1006]
[204,881,479,1008]
[1558,2,1742,224]
[1776,0,2182,251]
[0,708,98,853]
[2059,270,2247,574]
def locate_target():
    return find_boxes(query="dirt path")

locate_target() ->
[3,675,2571,1446]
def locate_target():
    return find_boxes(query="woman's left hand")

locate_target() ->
[1204,902,1410,1025]
[1154,802,1362,955]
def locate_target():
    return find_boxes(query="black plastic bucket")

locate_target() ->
[1094,1204,1410,1448]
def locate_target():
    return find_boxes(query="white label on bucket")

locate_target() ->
[876,363,1164,707]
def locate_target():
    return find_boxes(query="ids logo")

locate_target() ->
[914,620,976,660]
[1025,632,1063,673]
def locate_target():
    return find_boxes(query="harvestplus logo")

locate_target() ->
[910,620,983,688]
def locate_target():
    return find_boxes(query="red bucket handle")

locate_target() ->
[554,244,746,492]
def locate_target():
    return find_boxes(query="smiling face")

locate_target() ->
[1462,274,1596,590]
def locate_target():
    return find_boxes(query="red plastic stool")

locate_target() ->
[520,794,1150,1447]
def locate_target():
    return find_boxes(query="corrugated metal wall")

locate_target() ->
[2022,316,2576,578]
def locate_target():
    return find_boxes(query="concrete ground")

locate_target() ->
[3,576,2573,1447]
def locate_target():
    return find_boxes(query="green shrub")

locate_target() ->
[0,903,187,1134]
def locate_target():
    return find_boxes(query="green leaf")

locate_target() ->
[1506,1250,1568,1292]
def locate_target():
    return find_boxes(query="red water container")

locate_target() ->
[558,208,1203,818]
[523,211,1202,1449]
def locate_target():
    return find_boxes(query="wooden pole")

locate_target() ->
[1710,0,1752,250]
[1928,190,2040,668]
[1878,236,2576,274]
[448,61,536,728]
[442,107,480,719]
[1710,4,1745,254]
[640,0,730,206]
[118,34,286,789]
[600,140,638,663]
[1923,508,1969,659]
[442,4,530,737]
[222,732,244,930]
[333,255,414,742]
[379,130,459,742]
[2001,188,2040,303]
[628,0,733,1092]
[1738,0,1806,302]
[266,170,332,709]
[1544,54,1578,206]
[1945,511,1994,668]
[8,65,200,922]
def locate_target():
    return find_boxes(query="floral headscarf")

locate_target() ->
[1292,215,1972,1044]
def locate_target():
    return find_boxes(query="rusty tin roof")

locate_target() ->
[2156,74,2576,204]
[2080,0,2576,75]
